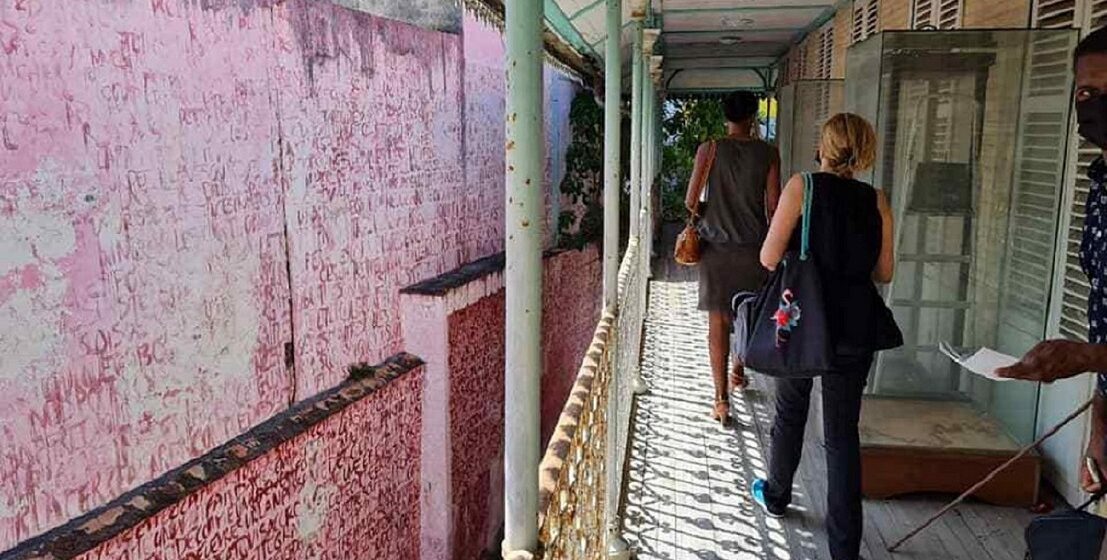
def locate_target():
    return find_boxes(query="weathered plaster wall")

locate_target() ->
[0,0,304,548]
[540,248,603,445]
[460,12,506,264]
[447,293,506,560]
[461,12,579,258]
[279,3,467,399]
[0,0,584,553]
[72,362,424,560]
[443,246,601,559]
[2,0,468,550]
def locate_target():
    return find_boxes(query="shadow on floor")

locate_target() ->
[622,230,1039,560]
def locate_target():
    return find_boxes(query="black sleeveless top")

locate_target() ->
[788,172,898,356]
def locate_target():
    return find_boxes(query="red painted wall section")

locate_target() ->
[0,0,466,550]
[446,294,505,560]
[444,246,601,559]
[75,367,424,560]
[540,247,604,445]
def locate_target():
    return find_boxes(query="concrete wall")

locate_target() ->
[0,0,581,553]
[71,359,424,560]
[403,246,601,560]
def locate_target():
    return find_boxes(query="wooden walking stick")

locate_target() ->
[887,396,1096,553]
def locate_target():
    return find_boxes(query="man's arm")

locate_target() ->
[996,340,1107,383]
[998,342,1107,493]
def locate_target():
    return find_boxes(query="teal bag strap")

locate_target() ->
[801,173,813,261]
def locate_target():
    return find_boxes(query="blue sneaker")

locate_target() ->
[751,479,786,518]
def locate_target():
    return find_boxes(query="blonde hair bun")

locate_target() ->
[820,113,877,175]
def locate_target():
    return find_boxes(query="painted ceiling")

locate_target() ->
[546,0,842,92]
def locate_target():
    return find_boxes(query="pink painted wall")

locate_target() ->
[444,247,601,559]
[75,366,424,560]
[540,248,604,446]
[0,0,580,552]
[460,12,506,264]
[462,12,579,254]
[0,0,302,548]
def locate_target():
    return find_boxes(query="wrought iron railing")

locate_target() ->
[537,311,613,560]
[537,228,651,558]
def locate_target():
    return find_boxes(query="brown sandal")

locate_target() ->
[711,398,731,427]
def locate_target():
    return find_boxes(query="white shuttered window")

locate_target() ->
[852,0,880,44]
[817,24,834,79]
[912,0,962,29]
[1039,0,1107,341]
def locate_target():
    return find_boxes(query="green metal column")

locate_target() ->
[602,0,622,308]
[629,23,643,238]
[603,2,629,557]
[502,0,544,556]
[644,78,654,231]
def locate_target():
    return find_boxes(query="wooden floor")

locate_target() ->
[622,249,1038,560]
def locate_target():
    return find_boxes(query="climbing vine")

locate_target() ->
[659,98,728,223]
[557,92,606,249]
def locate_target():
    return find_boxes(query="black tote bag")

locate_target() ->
[1025,491,1107,560]
[741,173,835,378]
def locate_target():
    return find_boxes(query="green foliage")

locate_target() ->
[557,93,606,249]
[660,98,728,222]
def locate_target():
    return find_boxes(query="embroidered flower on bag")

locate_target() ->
[773,289,801,347]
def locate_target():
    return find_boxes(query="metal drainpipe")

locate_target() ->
[502,0,544,557]
[629,23,643,239]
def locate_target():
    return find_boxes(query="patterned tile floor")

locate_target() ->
[622,265,1037,560]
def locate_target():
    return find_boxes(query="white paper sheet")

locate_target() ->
[938,342,1020,382]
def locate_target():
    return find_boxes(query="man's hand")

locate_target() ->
[1083,433,1106,494]
[995,340,1095,383]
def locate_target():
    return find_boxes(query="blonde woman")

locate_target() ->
[750,113,899,560]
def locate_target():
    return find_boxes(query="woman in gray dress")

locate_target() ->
[684,92,781,426]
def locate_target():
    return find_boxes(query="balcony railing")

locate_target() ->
[537,223,651,558]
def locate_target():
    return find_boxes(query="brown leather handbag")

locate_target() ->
[674,141,717,266]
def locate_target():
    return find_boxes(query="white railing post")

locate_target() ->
[502,0,544,557]
[602,0,622,310]
[640,33,659,242]
[629,22,643,239]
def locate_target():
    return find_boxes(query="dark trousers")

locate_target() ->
[764,356,872,560]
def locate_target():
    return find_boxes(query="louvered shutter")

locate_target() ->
[866,0,879,37]
[913,0,935,28]
[818,25,834,80]
[852,0,880,45]
[797,43,810,80]
[1035,0,1078,28]
[1047,0,1107,341]
[998,30,1079,350]
[912,0,961,29]
[937,0,962,29]
[1092,0,1107,27]
[853,3,866,44]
